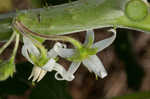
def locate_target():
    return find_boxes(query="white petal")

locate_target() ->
[56,48,75,58]
[55,72,75,81]
[23,36,40,56]
[84,29,95,45]
[57,62,81,81]
[82,55,107,78]
[41,58,56,71]
[53,63,66,80]
[54,42,75,58]
[92,29,116,52]
[22,46,33,64]
[37,70,47,82]
[47,42,65,58]
[67,62,81,75]
[55,72,64,80]
[47,49,58,58]
[53,63,74,81]
[22,36,40,64]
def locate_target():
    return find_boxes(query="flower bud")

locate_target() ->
[0,59,15,81]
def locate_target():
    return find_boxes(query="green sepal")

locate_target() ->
[67,47,98,62]
[29,52,49,67]
[85,35,94,48]
[27,41,50,67]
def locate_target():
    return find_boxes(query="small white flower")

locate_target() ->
[55,29,116,81]
[22,36,73,82]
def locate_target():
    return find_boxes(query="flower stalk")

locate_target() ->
[0,32,16,55]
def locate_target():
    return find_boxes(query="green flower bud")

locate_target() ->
[0,59,15,81]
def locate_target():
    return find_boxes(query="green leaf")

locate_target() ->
[111,91,150,99]
[30,72,72,99]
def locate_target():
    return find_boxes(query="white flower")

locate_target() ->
[22,36,73,82]
[54,29,116,81]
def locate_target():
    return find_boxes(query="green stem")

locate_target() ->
[10,33,20,60]
[0,32,16,55]
[66,37,82,49]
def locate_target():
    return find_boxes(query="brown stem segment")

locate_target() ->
[13,20,82,48]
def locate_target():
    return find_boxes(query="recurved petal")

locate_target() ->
[22,36,40,64]
[47,42,65,58]
[53,63,74,81]
[82,55,107,78]
[92,29,116,52]
[84,29,95,46]
[41,58,56,71]
[55,72,75,81]
[23,36,40,56]
[57,62,81,81]
[54,42,75,58]
[22,46,33,64]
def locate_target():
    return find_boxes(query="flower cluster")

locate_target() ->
[21,29,116,82]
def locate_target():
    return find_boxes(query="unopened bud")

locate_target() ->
[0,59,15,81]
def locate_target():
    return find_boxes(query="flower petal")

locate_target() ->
[56,62,81,81]
[82,55,107,78]
[47,49,58,58]
[41,58,56,71]
[84,29,95,46]
[23,36,40,55]
[67,62,81,76]
[92,29,116,52]
[54,63,75,81]
[22,36,40,64]
[22,46,33,64]
[54,42,75,58]
[47,42,65,58]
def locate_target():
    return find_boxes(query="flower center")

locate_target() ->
[68,46,98,62]
[29,53,49,67]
